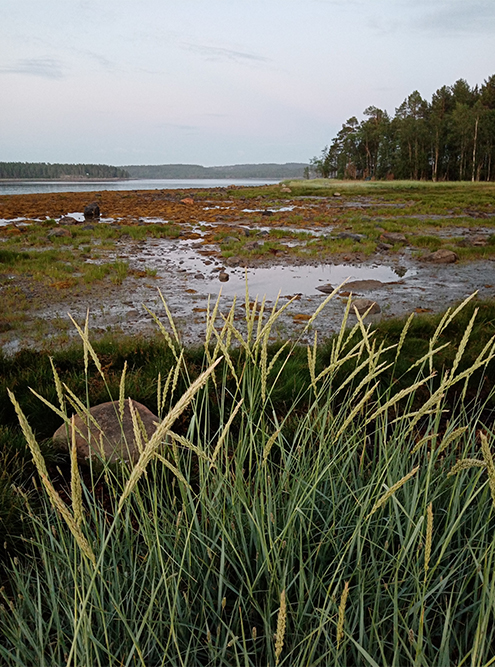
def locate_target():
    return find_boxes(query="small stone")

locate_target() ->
[380,232,407,244]
[52,400,159,467]
[58,216,78,225]
[422,249,458,264]
[344,279,384,291]
[377,242,393,251]
[226,256,240,267]
[333,192,341,197]
[336,232,365,242]
[180,198,194,205]
[194,273,205,279]
[352,298,381,315]
[316,284,334,294]
[218,271,229,282]
[221,236,240,245]
[48,227,72,238]
[280,186,291,193]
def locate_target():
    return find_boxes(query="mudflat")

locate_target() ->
[1,180,495,353]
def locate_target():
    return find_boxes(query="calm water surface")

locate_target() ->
[0,179,280,195]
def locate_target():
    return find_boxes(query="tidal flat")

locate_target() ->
[1,179,495,353]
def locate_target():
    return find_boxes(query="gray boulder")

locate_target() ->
[53,400,159,466]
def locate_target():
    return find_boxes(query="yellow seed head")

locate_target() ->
[275,589,287,666]
[336,581,349,649]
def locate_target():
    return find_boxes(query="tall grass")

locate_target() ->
[2,291,495,665]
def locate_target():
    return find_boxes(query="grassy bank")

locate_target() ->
[1,292,495,664]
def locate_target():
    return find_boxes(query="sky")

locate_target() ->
[1,0,494,167]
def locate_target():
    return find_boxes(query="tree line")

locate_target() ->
[310,75,495,181]
[123,163,308,179]
[0,163,129,180]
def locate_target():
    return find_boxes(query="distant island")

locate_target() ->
[0,162,309,181]
[121,162,308,179]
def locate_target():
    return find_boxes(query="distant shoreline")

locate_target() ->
[0,177,285,183]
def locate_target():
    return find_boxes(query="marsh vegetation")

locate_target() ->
[1,291,495,664]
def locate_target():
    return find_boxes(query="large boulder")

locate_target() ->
[83,202,100,219]
[53,400,159,466]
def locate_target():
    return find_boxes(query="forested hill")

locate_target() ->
[122,163,308,179]
[311,74,495,181]
[0,163,129,180]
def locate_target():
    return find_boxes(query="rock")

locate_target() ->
[280,186,292,193]
[194,273,205,279]
[344,279,384,291]
[218,271,229,282]
[48,227,72,238]
[261,210,274,216]
[58,216,78,225]
[380,232,407,244]
[84,202,100,219]
[377,242,393,251]
[52,400,159,466]
[221,236,240,245]
[226,256,240,267]
[180,198,194,205]
[352,298,381,315]
[316,284,334,294]
[333,192,341,197]
[245,241,260,250]
[336,232,365,242]
[422,249,458,264]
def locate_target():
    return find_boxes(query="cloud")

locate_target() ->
[412,0,495,34]
[0,57,65,79]
[183,43,270,65]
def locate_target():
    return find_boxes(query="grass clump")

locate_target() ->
[1,292,495,664]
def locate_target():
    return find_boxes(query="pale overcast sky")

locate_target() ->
[1,0,493,166]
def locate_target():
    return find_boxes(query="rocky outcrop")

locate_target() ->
[53,400,159,466]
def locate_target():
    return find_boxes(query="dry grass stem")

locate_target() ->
[480,432,495,509]
[70,416,84,528]
[262,429,282,464]
[437,426,469,454]
[210,399,244,467]
[118,357,222,511]
[275,589,287,666]
[424,503,433,580]
[336,581,350,649]
[368,466,420,518]
[119,361,127,423]
[448,458,486,475]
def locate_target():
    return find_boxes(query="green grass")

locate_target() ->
[1,294,495,664]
